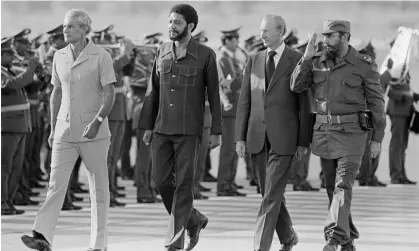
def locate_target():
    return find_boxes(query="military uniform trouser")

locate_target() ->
[120,120,133,175]
[33,139,110,249]
[32,124,43,180]
[320,156,361,244]
[108,121,125,196]
[290,147,311,185]
[217,117,239,192]
[135,128,154,199]
[19,130,37,197]
[358,130,381,184]
[195,127,210,193]
[152,133,204,249]
[1,132,26,204]
[389,115,410,181]
[252,136,295,251]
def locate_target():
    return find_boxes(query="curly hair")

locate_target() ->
[169,4,198,32]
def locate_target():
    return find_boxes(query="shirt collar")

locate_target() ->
[161,37,199,60]
[220,46,235,58]
[63,38,99,55]
[267,41,285,58]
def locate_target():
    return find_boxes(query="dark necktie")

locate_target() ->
[266,50,277,89]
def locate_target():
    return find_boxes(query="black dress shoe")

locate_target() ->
[279,233,298,251]
[391,179,406,184]
[62,203,82,211]
[341,240,356,251]
[249,179,258,186]
[21,235,51,251]
[233,183,244,189]
[14,199,40,206]
[113,191,126,198]
[110,199,126,207]
[402,178,417,185]
[217,190,246,197]
[368,180,387,187]
[70,194,84,202]
[1,203,16,215]
[8,202,25,214]
[137,197,157,204]
[323,238,339,251]
[29,191,41,197]
[72,186,89,194]
[199,184,211,192]
[166,246,181,251]
[194,193,209,200]
[184,215,208,251]
[202,173,217,182]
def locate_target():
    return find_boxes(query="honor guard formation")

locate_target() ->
[1,4,419,251]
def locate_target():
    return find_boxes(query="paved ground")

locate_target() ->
[2,178,419,251]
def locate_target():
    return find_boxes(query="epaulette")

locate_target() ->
[359,54,373,64]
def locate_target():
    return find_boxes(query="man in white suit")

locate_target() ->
[21,9,116,251]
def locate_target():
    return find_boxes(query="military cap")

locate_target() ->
[13,28,31,42]
[1,36,15,54]
[46,25,64,35]
[244,35,257,46]
[143,32,163,45]
[193,30,208,43]
[93,24,114,34]
[322,19,351,34]
[220,27,240,38]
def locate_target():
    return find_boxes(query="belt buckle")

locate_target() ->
[326,114,332,124]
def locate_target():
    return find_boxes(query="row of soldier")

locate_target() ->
[1,21,417,216]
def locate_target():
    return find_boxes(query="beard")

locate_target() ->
[169,26,188,41]
[325,41,342,60]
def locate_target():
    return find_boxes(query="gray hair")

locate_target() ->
[64,9,92,34]
[264,15,287,35]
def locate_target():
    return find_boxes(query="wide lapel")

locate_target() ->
[254,50,267,92]
[266,46,292,93]
[71,40,95,69]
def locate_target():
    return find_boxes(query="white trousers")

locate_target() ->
[33,138,110,250]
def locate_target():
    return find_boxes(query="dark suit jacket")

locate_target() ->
[235,46,310,155]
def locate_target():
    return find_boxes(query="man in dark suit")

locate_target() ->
[235,15,310,251]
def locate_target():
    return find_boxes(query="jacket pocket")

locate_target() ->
[341,73,364,104]
[158,63,171,85]
[178,67,198,86]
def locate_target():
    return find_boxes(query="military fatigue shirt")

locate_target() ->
[291,46,386,159]
[139,38,222,136]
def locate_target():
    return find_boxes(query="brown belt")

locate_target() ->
[316,114,359,124]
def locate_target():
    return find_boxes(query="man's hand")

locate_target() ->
[236,141,246,158]
[303,33,318,60]
[48,131,54,148]
[82,119,101,139]
[223,103,233,111]
[143,130,153,146]
[370,141,381,158]
[295,146,308,161]
[209,134,221,149]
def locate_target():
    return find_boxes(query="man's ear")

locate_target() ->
[188,23,195,33]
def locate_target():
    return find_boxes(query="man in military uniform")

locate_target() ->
[291,20,386,251]
[217,27,248,196]
[384,39,419,185]
[288,38,320,192]
[354,39,387,187]
[191,30,211,200]
[1,36,43,215]
[105,38,135,207]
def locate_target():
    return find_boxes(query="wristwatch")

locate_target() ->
[96,116,104,123]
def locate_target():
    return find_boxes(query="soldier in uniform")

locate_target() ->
[191,30,211,200]
[354,39,387,187]
[217,27,247,196]
[105,38,135,207]
[1,36,43,215]
[289,38,320,192]
[291,20,386,251]
[385,39,418,185]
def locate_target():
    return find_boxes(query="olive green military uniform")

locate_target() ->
[291,20,386,245]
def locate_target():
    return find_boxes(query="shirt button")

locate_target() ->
[264,105,268,109]
[175,61,178,64]
[169,104,173,107]
[172,75,176,78]
[171,89,175,92]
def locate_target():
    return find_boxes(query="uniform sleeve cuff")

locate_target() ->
[371,130,385,143]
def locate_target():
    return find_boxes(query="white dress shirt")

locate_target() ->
[266,41,285,67]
